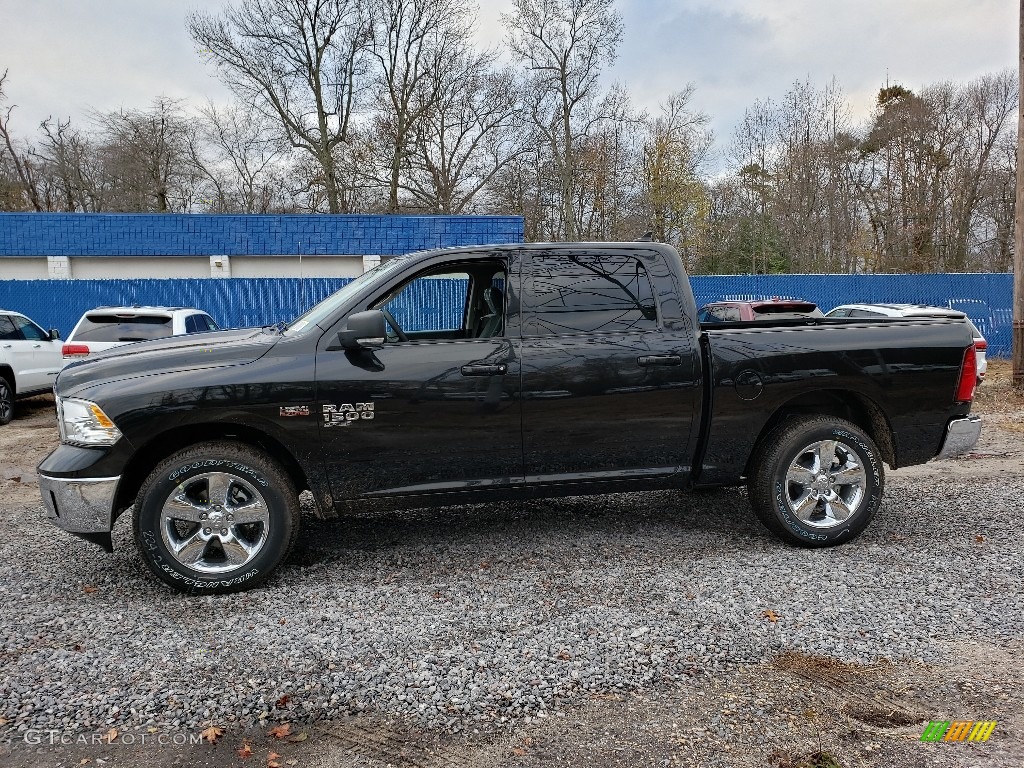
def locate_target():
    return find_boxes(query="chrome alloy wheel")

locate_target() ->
[160,472,270,574]
[783,439,867,529]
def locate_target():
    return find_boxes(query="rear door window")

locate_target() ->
[72,314,174,342]
[523,253,658,336]
[11,315,48,341]
[0,316,17,340]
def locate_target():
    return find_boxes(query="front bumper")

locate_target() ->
[39,473,119,551]
[937,415,982,459]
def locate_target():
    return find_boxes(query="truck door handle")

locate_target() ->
[461,364,507,376]
[637,354,682,367]
[1,344,10,349]
[33,344,42,348]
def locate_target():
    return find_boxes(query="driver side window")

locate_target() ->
[372,262,507,342]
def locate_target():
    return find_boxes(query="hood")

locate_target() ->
[56,327,279,396]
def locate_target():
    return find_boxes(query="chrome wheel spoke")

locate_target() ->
[172,531,208,565]
[206,473,233,508]
[825,496,853,523]
[162,492,206,522]
[832,463,866,485]
[791,490,819,521]
[221,536,253,566]
[786,464,816,485]
[229,499,267,524]
[816,440,838,472]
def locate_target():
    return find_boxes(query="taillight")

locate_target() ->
[954,344,977,403]
[62,344,90,358]
[974,339,987,351]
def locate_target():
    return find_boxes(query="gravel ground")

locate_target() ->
[0,367,1022,767]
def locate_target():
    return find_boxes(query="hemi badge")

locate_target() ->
[280,406,311,417]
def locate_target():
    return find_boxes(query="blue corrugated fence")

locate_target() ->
[0,272,1014,355]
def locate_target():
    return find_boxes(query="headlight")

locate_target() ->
[57,397,122,446]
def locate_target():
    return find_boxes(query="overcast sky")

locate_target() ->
[0,0,1016,164]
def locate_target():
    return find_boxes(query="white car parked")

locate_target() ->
[62,306,220,360]
[825,303,988,381]
[0,309,65,425]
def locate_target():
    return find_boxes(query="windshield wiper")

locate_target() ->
[261,320,288,335]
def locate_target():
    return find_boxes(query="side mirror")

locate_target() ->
[49,328,61,341]
[337,310,386,350]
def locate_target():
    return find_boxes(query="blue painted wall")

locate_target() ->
[0,213,524,256]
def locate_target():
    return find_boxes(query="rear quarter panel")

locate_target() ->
[697,318,974,484]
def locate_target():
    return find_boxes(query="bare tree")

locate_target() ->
[189,0,372,213]
[402,63,525,213]
[92,98,202,212]
[503,0,622,240]
[0,70,43,211]
[191,101,291,212]
[368,0,477,211]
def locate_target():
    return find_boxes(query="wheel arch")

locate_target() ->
[0,364,14,390]
[114,422,311,518]
[745,389,897,476]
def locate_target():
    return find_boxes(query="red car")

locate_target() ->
[697,299,824,323]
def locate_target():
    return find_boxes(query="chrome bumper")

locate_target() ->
[937,415,982,459]
[39,473,119,534]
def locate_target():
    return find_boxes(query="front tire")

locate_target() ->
[0,376,13,426]
[134,442,300,593]
[748,416,884,547]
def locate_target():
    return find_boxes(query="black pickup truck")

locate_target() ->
[38,242,981,592]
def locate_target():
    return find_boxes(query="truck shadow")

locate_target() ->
[287,487,764,573]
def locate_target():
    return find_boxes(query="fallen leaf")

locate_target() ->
[975,534,986,543]
[73,644,83,652]
[479,561,491,569]
[200,725,225,744]
[279,618,287,625]
[268,723,292,739]
[557,651,571,660]
[238,743,253,759]
[512,747,527,756]
[104,727,118,743]
[275,695,291,708]
[268,762,281,768]
[83,586,98,594]
[147,727,159,734]
[268,752,282,760]
[288,731,308,743]
[79,760,92,765]
[762,609,780,623]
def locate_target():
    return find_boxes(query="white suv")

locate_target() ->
[0,309,65,425]
[825,303,988,381]
[63,306,220,360]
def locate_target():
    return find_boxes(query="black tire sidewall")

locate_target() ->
[766,421,883,546]
[0,377,13,425]
[135,449,296,593]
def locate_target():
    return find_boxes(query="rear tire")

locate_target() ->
[0,376,13,426]
[133,441,300,593]
[748,416,883,547]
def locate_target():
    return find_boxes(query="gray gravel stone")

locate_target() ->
[1,476,1021,736]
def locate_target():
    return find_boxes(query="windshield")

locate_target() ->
[281,257,410,337]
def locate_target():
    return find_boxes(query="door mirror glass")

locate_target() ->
[338,310,387,349]
[49,328,61,341]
